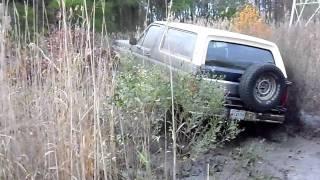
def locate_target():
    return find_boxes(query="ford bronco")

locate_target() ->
[114,21,290,123]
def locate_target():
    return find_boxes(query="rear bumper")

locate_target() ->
[226,108,286,123]
[224,93,287,123]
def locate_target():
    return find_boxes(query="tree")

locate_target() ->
[232,4,271,38]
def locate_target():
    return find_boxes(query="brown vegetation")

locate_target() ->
[272,22,320,118]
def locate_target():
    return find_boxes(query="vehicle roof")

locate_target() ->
[154,21,276,48]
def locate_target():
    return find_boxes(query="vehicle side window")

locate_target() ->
[206,41,274,67]
[140,25,164,49]
[161,29,197,59]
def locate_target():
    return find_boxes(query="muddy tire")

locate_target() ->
[239,64,286,112]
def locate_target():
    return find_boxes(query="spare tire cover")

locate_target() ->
[239,64,286,112]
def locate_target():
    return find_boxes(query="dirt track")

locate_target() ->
[178,123,320,180]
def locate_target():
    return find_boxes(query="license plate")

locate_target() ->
[230,109,246,120]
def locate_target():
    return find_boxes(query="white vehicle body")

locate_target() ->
[154,21,287,78]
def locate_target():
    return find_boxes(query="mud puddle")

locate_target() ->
[177,123,320,180]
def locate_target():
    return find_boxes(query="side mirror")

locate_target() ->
[129,37,137,45]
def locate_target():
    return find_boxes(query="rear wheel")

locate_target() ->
[239,64,286,112]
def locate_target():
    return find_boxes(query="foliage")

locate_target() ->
[114,56,240,158]
[9,0,292,32]
[12,2,34,33]
[170,0,245,21]
[232,4,271,38]
[11,0,248,32]
[215,0,247,19]
[172,0,193,12]
[49,0,87,7]
[48,0,115,31]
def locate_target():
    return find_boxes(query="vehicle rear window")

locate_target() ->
[206,41,274,67]
[161,29,197,59]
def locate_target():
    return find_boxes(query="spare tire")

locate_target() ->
[239,64,286,112]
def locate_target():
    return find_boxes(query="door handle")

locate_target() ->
[144,52,151,57]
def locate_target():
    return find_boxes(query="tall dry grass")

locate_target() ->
[271,22,320,118]
[0,1,120,179]
[0,1,195,179]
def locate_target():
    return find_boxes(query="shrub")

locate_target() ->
[113,56,240,178]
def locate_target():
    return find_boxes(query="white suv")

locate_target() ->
[115,21,291,123]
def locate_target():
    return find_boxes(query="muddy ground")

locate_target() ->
[155,121,320,180]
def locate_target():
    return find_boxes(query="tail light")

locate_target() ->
[280,88,288,107]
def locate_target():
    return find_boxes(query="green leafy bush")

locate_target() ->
[114,56,240,155]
